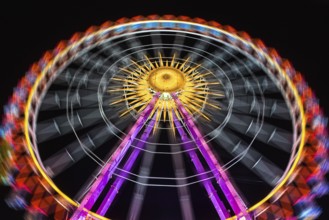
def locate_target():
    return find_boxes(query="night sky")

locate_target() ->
[1,2,329,219]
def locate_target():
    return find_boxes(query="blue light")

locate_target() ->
[5,193,27,210]
[178,23,191,30]
[298,205,322,219]
[312,181,329,197]
[26,72,37,84]
[145,22,157,29]
[14,87,28,100]
[131,23,142,30]
[320,160,329,172]
[227,35,237,43]
[192,24,206,33]
[210,29,222,37]
[161,22,175,28]
[0,128,4,138]
[114,26,126,34]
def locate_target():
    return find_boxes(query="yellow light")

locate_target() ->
[110,53,220,133]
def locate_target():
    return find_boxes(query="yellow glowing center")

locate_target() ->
[148,67,186,92]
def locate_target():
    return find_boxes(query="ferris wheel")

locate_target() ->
[1,15,329,220]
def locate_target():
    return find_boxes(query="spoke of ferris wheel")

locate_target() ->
[101,40,131,60]
[168,126,195,220]
[127,133,158,220]
[77,51,115,72]
[96,113,156,216]
[173,114,229,219]
[227,113,292,153]
[37,108,103,143]
[231,77,277,96]
[40,115,130,177]
[40,107,131,177]
[124,34,145,60]
[52,69,103,87]
[206,60,259,86]
[109,32,149,61]
[39,92,133,174]
[172,32,186,58]
[209,128,284,186]
[172,94,251,219]
[43,126,110,176]
[232,96,291,120]
[42,86,99,104]
[91,43,133,74]
[220,58,259,75]
[203,46,236,68]
[150,31,163,55]
[201,54,258,84]
[70,94,159,220]
[186,38,209,62]
[40,89,103,111]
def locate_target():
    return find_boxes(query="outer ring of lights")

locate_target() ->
[20,16,306,219]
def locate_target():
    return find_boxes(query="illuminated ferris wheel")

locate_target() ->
[1,15,329,219]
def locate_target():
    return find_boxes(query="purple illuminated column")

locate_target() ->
[96,115,156,215]
[70,94,159,220]
[172,94,251,219]
[173,115,230,219]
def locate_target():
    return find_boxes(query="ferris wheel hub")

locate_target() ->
[148,67,186,92]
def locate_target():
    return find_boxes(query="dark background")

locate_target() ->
[0,1,328,219]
